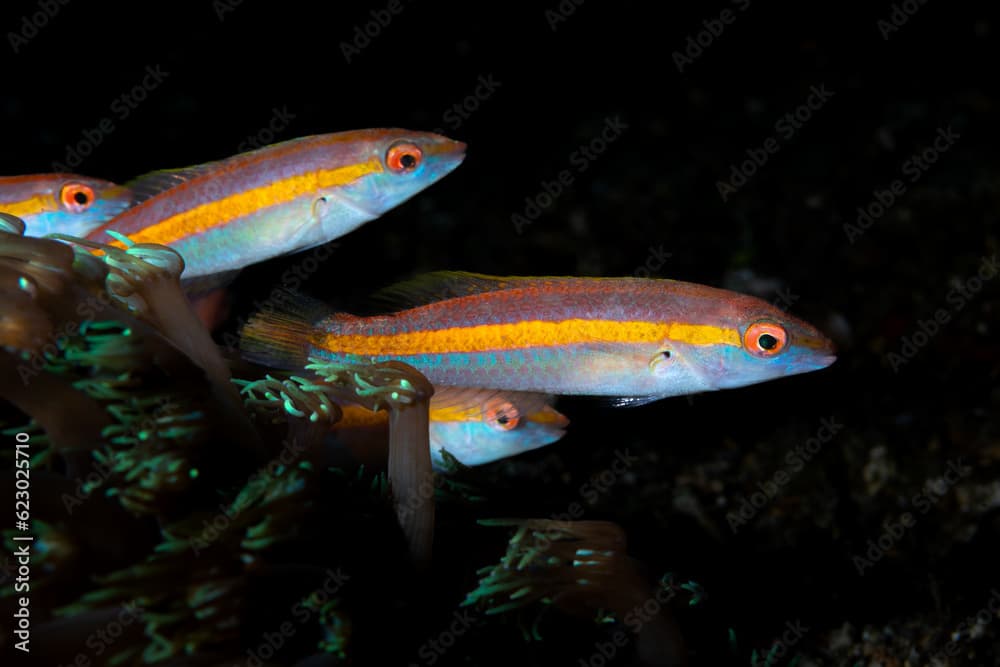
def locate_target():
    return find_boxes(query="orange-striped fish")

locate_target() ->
[241,272,836,405]
[332,389,569,469]
[0,174,133,237]
[86,130,466,279]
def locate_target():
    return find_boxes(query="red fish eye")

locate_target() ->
[60,183,95,212]
[485,400,520,431]
[385,142,423,173]
[744,321,788,357]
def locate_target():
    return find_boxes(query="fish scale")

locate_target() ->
[86,129,466,280]
[241,272,836,403]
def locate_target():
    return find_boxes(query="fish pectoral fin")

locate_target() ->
[603,395,663,408]
[269,196,335,256]
[283,238,336,257]
[125,162,224,205]
[284,217,322,252]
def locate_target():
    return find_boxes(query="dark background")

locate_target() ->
[1,1,998,665]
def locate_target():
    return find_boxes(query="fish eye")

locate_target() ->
[385,142,423,174]
[743,321,788,357]
[60,183,95,212]
[485,399,520,432]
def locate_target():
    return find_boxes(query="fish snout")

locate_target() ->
[424,136,467,172]
[792,325,838,370]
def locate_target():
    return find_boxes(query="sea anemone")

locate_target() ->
[464,518,692,665]
[236,355,437,567]
[0,216,416,664]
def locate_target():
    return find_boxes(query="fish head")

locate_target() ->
[44,176,132,230]
[429,392,569,468]
[312,129,466,234]
[646,283,836,397]
[8,175,133,238]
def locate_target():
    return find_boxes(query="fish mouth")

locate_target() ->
[811,354,838,369]
[425,139,467,169]
[526,405,570,429]
[795,330,837,369]
[426,138,467,156]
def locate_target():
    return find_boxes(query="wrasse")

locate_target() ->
[86,129,466,279]
[0,174,133,237]
[241,272,836,405]
[332,389,569,469]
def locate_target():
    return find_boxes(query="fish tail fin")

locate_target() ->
[239,290,330,370]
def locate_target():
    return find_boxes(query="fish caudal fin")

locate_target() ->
[239,290,328,370]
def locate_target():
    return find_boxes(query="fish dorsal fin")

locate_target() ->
[125,134,322,206]
[373,271,529,309]
[125,162,223,205]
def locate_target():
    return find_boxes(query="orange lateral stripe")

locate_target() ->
[110,158,383,247]
[318,319,742,355]
[336,400,566,426]
[335,404,388,429]
[0,194,53,217]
